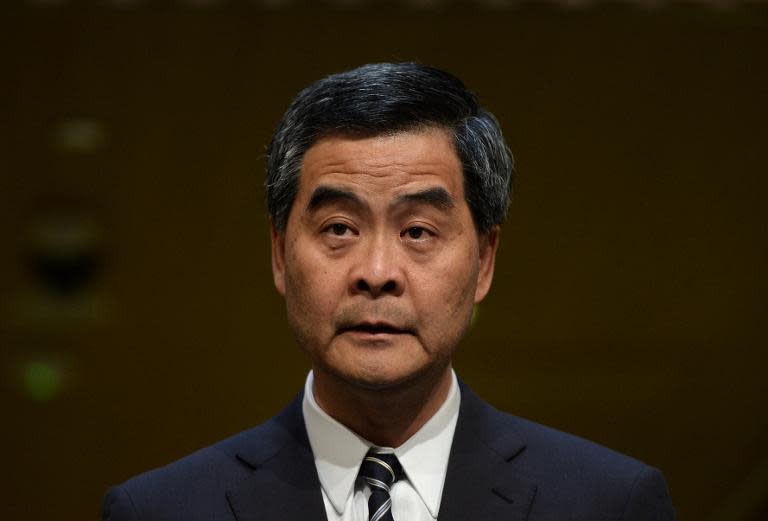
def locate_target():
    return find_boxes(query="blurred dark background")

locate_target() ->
[1,1,767,520]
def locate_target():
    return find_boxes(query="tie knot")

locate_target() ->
[359,449,403,487]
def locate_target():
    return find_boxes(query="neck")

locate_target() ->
[311,365,453,448]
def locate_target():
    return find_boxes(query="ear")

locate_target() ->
[474,226,500,304]
[270,221,287,297]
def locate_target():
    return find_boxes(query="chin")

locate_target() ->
[312,336,451,392]
[331,357,446,393]
[346,371,414,391]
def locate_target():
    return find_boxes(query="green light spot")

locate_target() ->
[23,361,62,402]
[470,305,479,328]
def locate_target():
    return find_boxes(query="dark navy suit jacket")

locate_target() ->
[103,383,675,521]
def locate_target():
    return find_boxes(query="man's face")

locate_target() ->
[271,128,498,391]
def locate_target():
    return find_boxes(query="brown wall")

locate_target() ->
[2,3,767,520]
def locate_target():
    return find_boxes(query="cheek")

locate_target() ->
[414,253,479,334]
[284,243,342,323]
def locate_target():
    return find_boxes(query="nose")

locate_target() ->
[349,235,405,298]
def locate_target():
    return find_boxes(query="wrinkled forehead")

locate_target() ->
[296,127,465,199]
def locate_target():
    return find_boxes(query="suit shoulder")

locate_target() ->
[105,410,296,521]
[462,387,647,480]
[118,423,264,490]
[505,412,646,478]
[480,405,674,519]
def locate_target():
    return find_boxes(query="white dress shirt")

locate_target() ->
[302,370,461,521]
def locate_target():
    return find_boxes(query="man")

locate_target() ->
[103,63,675,521]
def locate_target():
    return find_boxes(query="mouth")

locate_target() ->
[338,322,414,337]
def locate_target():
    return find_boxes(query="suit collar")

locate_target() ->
[231,393,310,470]
[226,393,328,521]
[437,382,537,521]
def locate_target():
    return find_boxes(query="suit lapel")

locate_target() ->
[226,395,328,521]
[438,384,537,521]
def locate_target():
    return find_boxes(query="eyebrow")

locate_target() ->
[393,187,456,211]
[305,185,456,215]
[306,185,364,213]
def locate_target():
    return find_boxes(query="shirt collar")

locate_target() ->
[302,370,460,518]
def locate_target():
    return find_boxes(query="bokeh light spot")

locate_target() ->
[51,118,107,153]
[22,361,62,402]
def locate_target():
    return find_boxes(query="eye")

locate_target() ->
[406,227,425,239]
[321,221,357,241]
[329,223,350,236]
[319,221,356,251]
[401,226,434,241]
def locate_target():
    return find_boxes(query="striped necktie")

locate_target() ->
[358,448,404,521]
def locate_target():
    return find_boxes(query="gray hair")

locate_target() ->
[266,62,514,233]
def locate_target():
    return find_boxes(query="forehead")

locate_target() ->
[297,128,464,199]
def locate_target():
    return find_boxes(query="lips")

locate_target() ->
[338,322,414,336]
